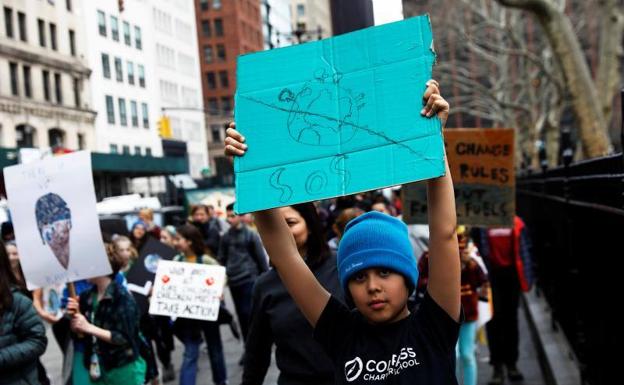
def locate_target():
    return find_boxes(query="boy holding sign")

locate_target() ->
[225,80,462,384]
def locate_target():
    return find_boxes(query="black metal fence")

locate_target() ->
[516,152,624,385]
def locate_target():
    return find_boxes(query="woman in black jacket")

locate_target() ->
[0,240,48,385]
[242,203,343,385]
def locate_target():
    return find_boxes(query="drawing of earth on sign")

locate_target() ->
[278,69,366,147]
[35,193,72,270]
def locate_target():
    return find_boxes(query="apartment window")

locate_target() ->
[49,23,57,50]
[69,30,76,56]
[138,65,145,87]
[208,98,218,115]
[110,16,119,41]
[216,44,226,61]
[214,18,223,36]
[213,0,222,10]
[134,146,141,156]
[37,19,46,47]
[66,0,72,12]
[122,145,130,154]
[118,98,127,126]
[114,57,123,82]
[105,95,115,123]
[201,20,211,37]
[203,46,213,63]
[127,61,135,85]
[110,144,118,154]
[200,0,209,11]
[42,70,51,101]
[123,21,131,45]
[4,7,14,38]
[73,77,81,107]
[206,72,216,89]
[23,66,32,98]
[9,62,19,96]
[297,4,305,17]
[134,26,142,49]
[97,10,106,36]
[17,12,27,42]
[210,124,221,142]
[141,103,149,128]
[130,101,138,127]
[219,70,229,88]
[145,148,152,156]
[102,53,111,78]
[54,73,62,104]
[221,96,231,112]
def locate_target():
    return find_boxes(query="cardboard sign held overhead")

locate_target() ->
[149,260,226,322]
[4,151,111,289]
[403,128,515,227]
[234,15,445,213]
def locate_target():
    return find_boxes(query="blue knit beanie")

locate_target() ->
[337,211,418,293]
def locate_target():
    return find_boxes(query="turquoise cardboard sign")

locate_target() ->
[234,15,445,213]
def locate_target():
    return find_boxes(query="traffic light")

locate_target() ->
[158,116,172,138]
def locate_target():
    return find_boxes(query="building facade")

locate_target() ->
[0,0,95,153]
[195,0,264,181]
[261,0,293,49]
[289,0,333,42]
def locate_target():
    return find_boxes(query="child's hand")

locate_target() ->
[421,79,449,127]
[224,122,248,157]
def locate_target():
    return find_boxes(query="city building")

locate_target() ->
[289,0,333,43]
[330,0,374,35]
[195,0,264,182]
[0,0,95,153]
[261,0,293,49]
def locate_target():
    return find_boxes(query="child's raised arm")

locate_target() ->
[225,124,330,327]
[421,81,461,322]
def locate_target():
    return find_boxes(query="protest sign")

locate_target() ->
[234,15,444,213]
[149,260,226,321]
[403,128,515,227]
[4,151,111,289]
[126,238,177,314]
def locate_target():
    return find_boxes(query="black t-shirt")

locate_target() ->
[314,293,461,384]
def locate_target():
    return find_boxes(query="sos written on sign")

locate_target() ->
[402,128,515,227]
[149,260,226,322]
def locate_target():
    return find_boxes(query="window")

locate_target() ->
[127,61,135,85]
[208,98,218,115]
[206,72,216,89]
[42,70,51,101]
[110,16,119,41]
[178,53,195,76]
[219,70,229,88]
[203,46,213,63]
[122,145,130,154]
[114,57,123,82]
[17,12,27,42]
[9,62,19,96]
[69,30,76,56]
[123,21,131,45]
[66,0,72,12]
[141,103,149,128]
[105,95,115,123]
[23,66,32,98]
[156,44,175,68]
[216,44,226,61]
[110,144,118,154]
[145,148,152,156]
[97,10,106,36]
[73,78,80,107]
[37,19,46,46]
[134,26,142,49]
[130,101,138,127]
[138,65,145,87]
[49,23,57,50]
[102,53,111,78]
[214,18,223,36]
[49,129,64,149]
[221,96,231,112]
[210,124,221,142]
[16,125,35,148]
[78,134,85,150]
[134,146,141,155]
[213,0,222,10]
[54,73,62,104]
[200,0,209,11]
[297,4,305,17]
[118,98,127,126]
[201,20,211,37]
[4,7,14,38]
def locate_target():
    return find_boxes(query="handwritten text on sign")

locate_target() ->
[149,261,226,322]
[403,128,515,227]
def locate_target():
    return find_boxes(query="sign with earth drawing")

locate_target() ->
[233,16,445,213]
